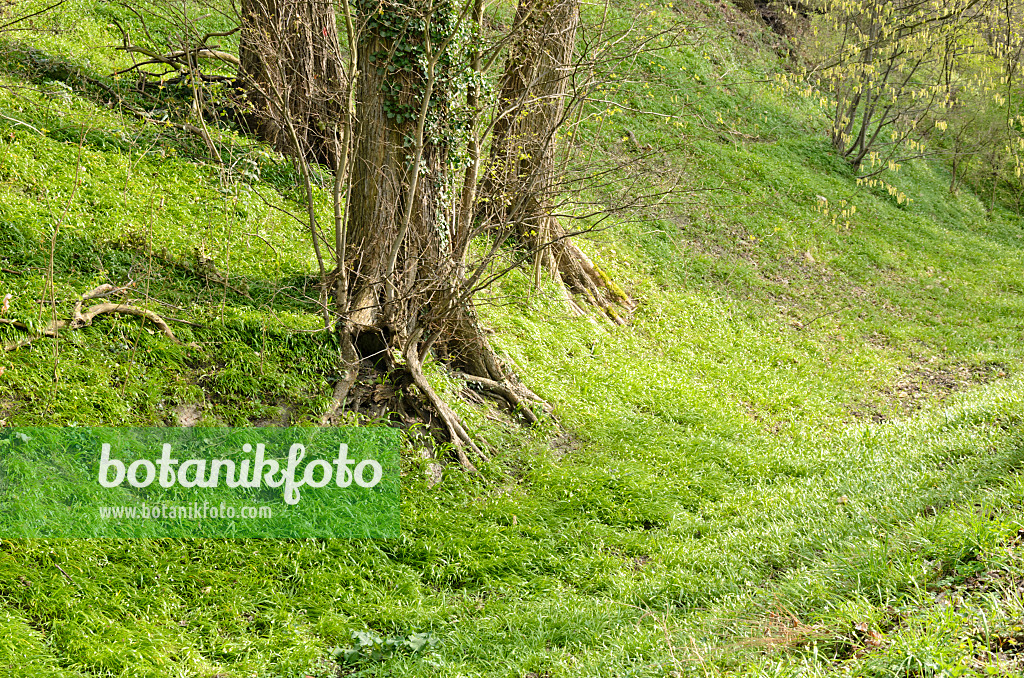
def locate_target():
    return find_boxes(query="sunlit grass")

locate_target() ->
[0,0,1023,675]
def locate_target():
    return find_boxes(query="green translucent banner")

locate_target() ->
[0,427,400,538]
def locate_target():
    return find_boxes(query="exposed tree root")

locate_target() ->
[317,308,543,473]
[405,346,484,473]
[485,212,635,324]
[319,331,362,426]
[475,0,634,326]
[438,303,547,422]
[2,285,180,352]
[547,234,635,325]
[456,372,540,425]
[318,336,489,473]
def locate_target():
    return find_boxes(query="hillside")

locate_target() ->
[1,0,1024,676]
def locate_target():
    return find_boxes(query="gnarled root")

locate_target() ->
[319,331,362,426]
[456,372,540,425]
[316,325,487,472]
[546,234,634,325]
[404,346,484,473]
[437,302,546,424]
[318,308,544,472]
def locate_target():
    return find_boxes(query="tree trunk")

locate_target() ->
[238,0,345,162]
[343,0,449,332]
[484,0,578,236]
[481,0,631,322]
[320,0,542,466]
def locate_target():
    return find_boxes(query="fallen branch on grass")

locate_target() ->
[110,18,240,74]
[2,284,180,352]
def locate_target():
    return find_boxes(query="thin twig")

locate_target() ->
[54,563,75,585]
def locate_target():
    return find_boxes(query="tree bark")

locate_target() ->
[317,0,542,464]
[238,0,345,162]
[482,0,631,321]
[343,0,449,331]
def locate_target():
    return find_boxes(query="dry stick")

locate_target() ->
[383,0,479,296]
[0,113,44,135]
[455,0,484,268]
[185,40,223,165]
[332,131,348,312]
[272,76,330,326]
[70,303,174,342]
[0,0,65,32]
[800,303,852,330]
[245,232,280,257]
[53,563,75,586]
[660,615,685,676]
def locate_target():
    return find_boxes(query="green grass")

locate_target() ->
[1,0,1024,675]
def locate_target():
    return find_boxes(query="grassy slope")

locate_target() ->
[1,0,1023,676]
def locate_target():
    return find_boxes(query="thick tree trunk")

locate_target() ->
[320,0,542,466]
[343,0,449,332]
[485,0,577,230]
[482,0,631,322]
[238,0,345,162]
